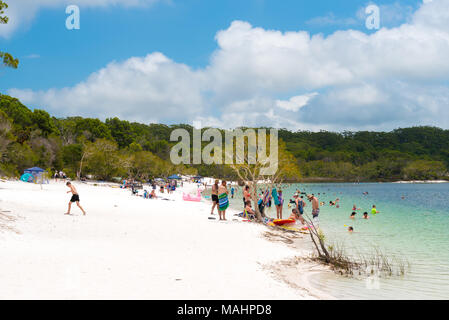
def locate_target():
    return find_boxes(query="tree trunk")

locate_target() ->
[78,152,86,180]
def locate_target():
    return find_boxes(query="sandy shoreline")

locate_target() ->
[0,180,331,300]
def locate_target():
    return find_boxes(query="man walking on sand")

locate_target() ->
[65,181,86,215]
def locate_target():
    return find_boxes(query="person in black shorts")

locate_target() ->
[210,180,219,215]
[65,181,86,215]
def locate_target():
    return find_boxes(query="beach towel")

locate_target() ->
[272,188,280,206]
[262,189,270,204]
[218,193,229,211]
[242,209,256,220]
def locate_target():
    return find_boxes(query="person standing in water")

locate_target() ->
[65,182,86,215]
[310,194,320,221]
[295,194,306,215]
[210,180,219,215]
[276,189,284,219]
[371,205,380,215]
[272,187,281,219]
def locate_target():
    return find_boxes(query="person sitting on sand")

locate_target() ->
[244,200,256,220]
[243,185,251,208]
[65,182,86,216]
[363,212,369,219]
[150,189,157,199]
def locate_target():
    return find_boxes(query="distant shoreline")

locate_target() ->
[296,177,449,184]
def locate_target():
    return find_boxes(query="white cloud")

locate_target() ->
[276,93,318,112]
[306,13,358,27]
[8,0,449,131]
[24,54,40,59]
[9,53,206,123]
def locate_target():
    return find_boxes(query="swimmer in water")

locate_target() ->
[350,212,357,219]
[348,226,354,233]
[371,205,380,214]
[363,212,369,219]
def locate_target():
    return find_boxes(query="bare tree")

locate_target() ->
[226,132,300,222]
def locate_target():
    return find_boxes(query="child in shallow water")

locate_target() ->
[289,208,305,226]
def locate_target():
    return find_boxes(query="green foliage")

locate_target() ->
[402,160,447,180]
[0,1,19,69]
[0,93,448,181]
[5,143,38,172]
[31,109,58,136]
[83,139,126,180]
[0,95,33,127]
[0,1,9,24]
[105,117,135,148]
[0,109,14,162]
[0,52,19,68]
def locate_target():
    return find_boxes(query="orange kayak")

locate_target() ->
[272,219,296,226]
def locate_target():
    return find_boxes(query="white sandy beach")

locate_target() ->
[0,180,326,300]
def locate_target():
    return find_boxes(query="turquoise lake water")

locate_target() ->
[229,182,449,299]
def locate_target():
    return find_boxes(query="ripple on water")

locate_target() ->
[237,183,449,299]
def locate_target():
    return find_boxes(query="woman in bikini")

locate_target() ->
[243,185,251,209]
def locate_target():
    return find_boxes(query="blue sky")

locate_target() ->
[2,0,447,131]
[1,0,419,89]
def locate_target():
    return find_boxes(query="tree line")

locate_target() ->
[1,94,448,182]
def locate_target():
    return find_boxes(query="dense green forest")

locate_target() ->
[1,94,448,182]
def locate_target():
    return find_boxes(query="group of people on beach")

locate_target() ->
[62,176,380,234]
[208,182,384,234]
[54,171,67,182]
[210,179,230,220]
[229,184,321,228]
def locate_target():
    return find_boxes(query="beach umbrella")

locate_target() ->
[168,174,182,180]
[24,167,45,174]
